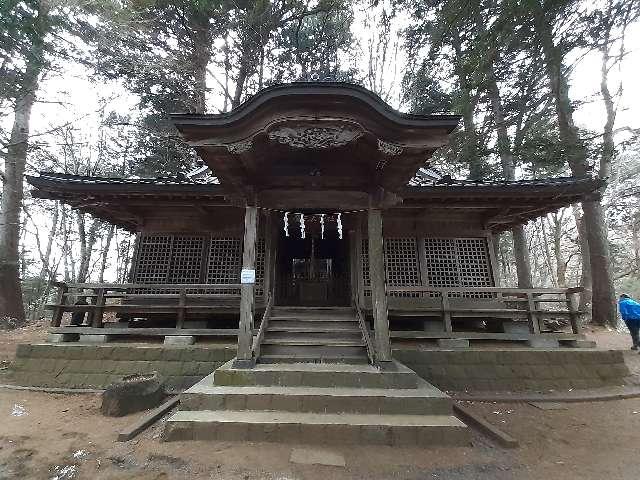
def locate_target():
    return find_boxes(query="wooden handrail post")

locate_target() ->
[91,288,106,328]
[51,283,68,327]
[566,290,580,334]
[176,288,187,329]
[526,292,540,334]
[442,290,453,332]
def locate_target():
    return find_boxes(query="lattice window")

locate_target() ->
[207,237,242,294]
[255,238,266,296]
[168,236,205,284]
[385,237,421,297]
[457,238,492,289]
[133,235,172,284]
[423,238,459,288]
[361,239,371,296]
[423,237,493,297]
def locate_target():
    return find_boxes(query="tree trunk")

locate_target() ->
[29,203,59,321]
[512,225,533,288]
[551,212,567,288]
[533,2,616,326]
[539,217,557,286]
[0,44,44,327]
[572,204,593,317]
[98,224,115,283]
[486,73,533,288]
[582,199,617,326]
[451,32,483,180]
[189,10,211,114]
[76,213,100,284]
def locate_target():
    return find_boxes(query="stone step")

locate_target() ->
[270,315,357,322]
[269,319,358,329]
[272,306,354,313]
[181,381,452,415]
[213,360,418,389]
[258,354,369,365]
[265,331,362,341]
[262,337,364,345]
[262,329,364,346]
[267,325,361,333]
[163,409,470,446]
[260,344,367,358]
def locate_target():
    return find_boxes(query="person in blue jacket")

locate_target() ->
[619,294,640,350]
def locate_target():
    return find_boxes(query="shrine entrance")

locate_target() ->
[275,235,351,307]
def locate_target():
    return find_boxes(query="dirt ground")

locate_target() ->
[1,324,639,480]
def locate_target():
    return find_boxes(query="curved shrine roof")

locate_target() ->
[170,82,461,196]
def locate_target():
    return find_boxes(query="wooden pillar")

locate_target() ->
[368,208,391,363]
[236,205,258,366]
[354,219,364,308]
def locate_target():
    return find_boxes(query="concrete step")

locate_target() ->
[258,354,369,365]
[213,360,418,389]
[163,409,470,446]
[265,331,362,341]
[181,380,452,415]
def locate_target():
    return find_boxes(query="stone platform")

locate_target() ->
[163,360,470,446]
[7,343,631,392]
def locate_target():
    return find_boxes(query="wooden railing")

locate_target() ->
[365,286,583,335]
[353,295,376,366]
[252,292,273,359]
[47,282,243,328]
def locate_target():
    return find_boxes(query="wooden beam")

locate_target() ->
[236,205,258,365]
[367,208,391,362]
[263,212,274,298]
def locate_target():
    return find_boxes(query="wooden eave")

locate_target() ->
[170,82,461,196]
[26,174,232,231]
[401,177,603,232]
[27,173,601,233]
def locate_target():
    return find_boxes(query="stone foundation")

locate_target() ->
[394,349,631,391]
[7,344,631,392]
[9,343,235,390]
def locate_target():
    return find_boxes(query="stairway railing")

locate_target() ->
[252,292,273,360]
[353,294,376,366]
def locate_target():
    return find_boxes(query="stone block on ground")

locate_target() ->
[79,334,113,344]
[47,333,78,343]
[526,338,560,348]
[101,372,166,417]
[164,335,195,346]
[565,339,597,349]
[437,338,469,349]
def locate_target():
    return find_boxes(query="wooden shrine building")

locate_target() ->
[28,82,601,367]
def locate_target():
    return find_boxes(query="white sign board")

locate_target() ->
[240,268,256,284]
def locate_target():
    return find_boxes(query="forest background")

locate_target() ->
[1,0,639,328]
